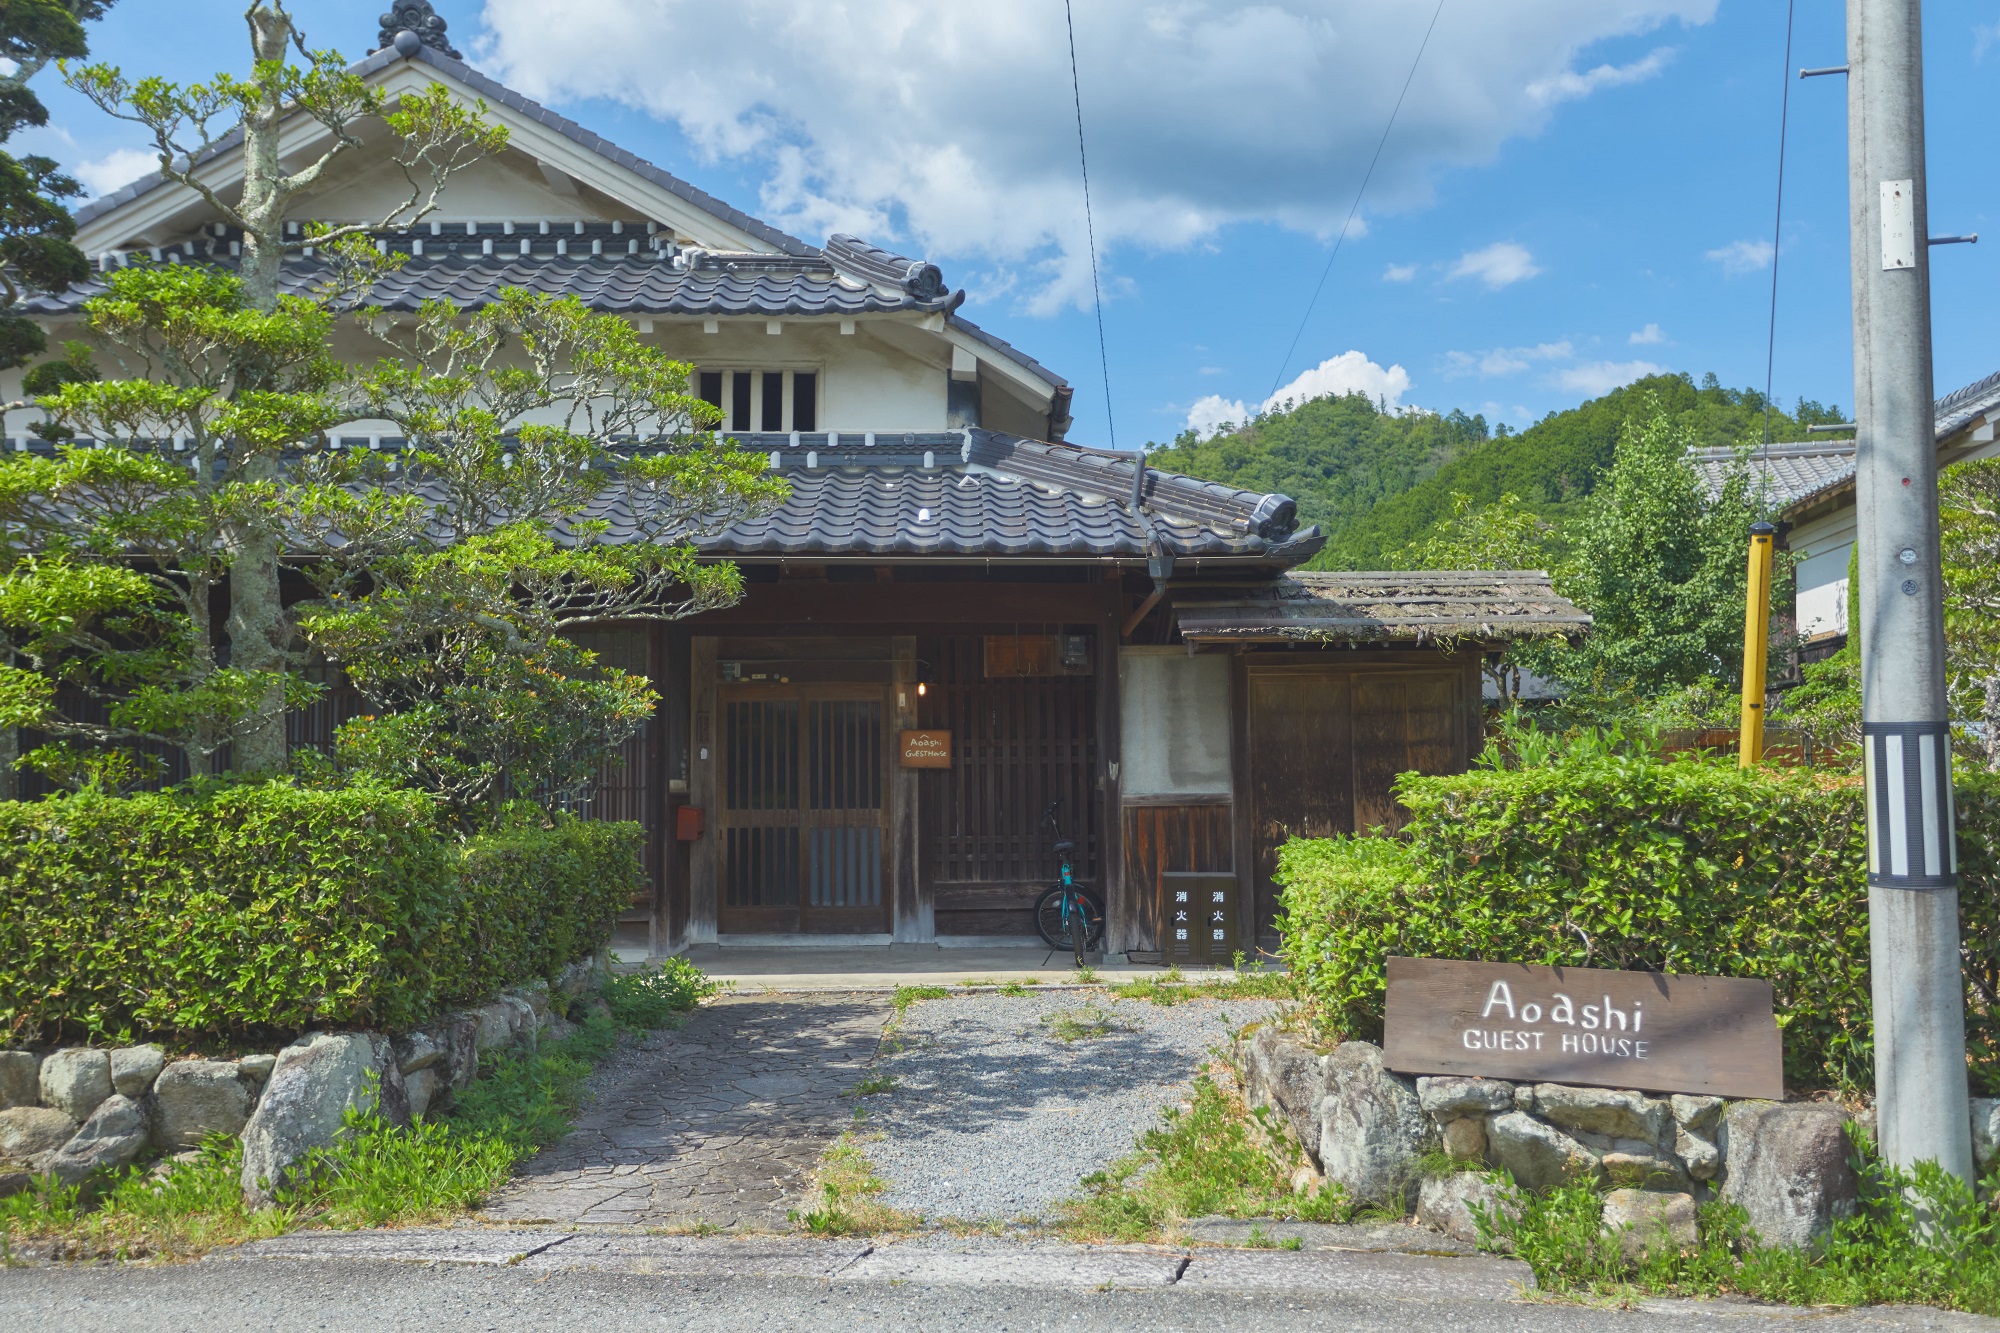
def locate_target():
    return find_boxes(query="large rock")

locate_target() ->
[1487,1111,1600,1191]
[1671,1095,1724,1136]
[1532,1084,1669,1144]
[1721,1102,1857,1251]
[1441,1116,1488,1161]
[1416,1171,1520,1245]
[1417,1076,1515,1120]
[471,998,536,1055]
[239,1033,408,1208]
[0,1051,41,1109]
[46,1094,149,1187]
[110,1045,166,1097]
[39,1048,113,1121]
[1972,1097,2000,1173]
[433,1012,481,1092]
[151,1060,254,1150]
[1602,1189,1697,1263]
[1601,1150,1690,1192]
[1237,1027,1330,1164]
[0,1106,78,1165]
[1317,1041,1431,1208]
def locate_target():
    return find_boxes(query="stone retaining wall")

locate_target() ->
[0,956,607,1206]
[1236,1027,2000,1253]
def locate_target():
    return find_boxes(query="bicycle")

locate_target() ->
[1032,799,1105,967]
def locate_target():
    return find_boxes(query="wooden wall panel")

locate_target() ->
[1352,672,1459,835]
[1121,803,1233,954]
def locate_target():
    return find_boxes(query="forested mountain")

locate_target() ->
[1145,373,1845,569]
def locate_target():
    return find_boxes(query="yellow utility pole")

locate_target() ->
[1738,520,1776,766]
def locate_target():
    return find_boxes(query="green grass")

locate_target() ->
[1058,1068,1350,1242]
[1040,1005,1125,1042]
[848,1071,898,1096]
[892,984,951,1014]
[791,1136,921,1237]
[1107,971,1296,1007]
[1,961,721,1261]
[1481,1148,2000,1315]
[1074,965,1100,984]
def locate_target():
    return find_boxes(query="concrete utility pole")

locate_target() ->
[1846,0,1975,1183]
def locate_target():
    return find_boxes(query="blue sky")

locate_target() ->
[24,1,1999,451]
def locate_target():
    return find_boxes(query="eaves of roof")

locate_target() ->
[74,44,816,259]
[1174,570,1590,645]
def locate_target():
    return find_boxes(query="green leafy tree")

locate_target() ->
[57,0,506,773]
[1939,458,2000,768]
[0,1,110,372]
[1388,491,1554,703]
[10,264,780,817]
[1522,402,1774,698]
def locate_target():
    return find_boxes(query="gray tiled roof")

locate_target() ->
[1689,368,2000,514]
[23,246,960,319]
[1174,571,1590,644]
[576,430,1315,561]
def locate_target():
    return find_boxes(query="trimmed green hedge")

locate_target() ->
[0,784,642,1044]
[1275,757,2000,1093]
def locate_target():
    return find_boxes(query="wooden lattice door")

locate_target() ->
[717,685,888,933]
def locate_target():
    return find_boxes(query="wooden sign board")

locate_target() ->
[899,730,952,768]
[1382,956,1783,1100]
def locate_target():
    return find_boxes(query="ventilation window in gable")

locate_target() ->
[704,369,821,433]
[793,372,817,432]
[730,371,753,431]
[760,371,784,431]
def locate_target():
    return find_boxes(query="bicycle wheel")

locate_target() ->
[1033,886,1073,949]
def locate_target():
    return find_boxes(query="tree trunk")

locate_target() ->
[222,4,298,773]
[1983,676,2000,773]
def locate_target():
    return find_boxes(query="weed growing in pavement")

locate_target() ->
[606,957,725,1027]
[1,963,722,1262]
[849,1071,899,1096]
[1057,1066,1350,1243]
[1481,1140,2000,1315]
[1280,1235,1304,1250]
[891,984,951,1014]
[1040,1006,1125,1042]
[957,976,1000,988]
[1108,971,1295,1007]
[1074,965,1100,984]
[792,1136,922,1237]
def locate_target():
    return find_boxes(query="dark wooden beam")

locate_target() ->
[687,582,1112,627]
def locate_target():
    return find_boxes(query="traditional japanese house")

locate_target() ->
[14,7,1588,959]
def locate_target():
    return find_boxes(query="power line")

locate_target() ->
[1063,0,1115,450]
[1760,0,1798,447]
[1268,0,1447,405]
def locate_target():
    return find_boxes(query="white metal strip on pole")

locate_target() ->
[1848,0,1974,1183]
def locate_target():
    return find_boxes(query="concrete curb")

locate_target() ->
[217,1230,1538,1299]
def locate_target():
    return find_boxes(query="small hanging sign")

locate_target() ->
[1382,956,1783,1100]
[899,730,952,768]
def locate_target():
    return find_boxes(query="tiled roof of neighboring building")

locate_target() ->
[1689,368,2000,515]
[1689,440,1862,509]
[582,429,1314,561]
[1173,571,1589,644]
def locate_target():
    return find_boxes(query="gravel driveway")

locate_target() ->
[859,988,1277,1223]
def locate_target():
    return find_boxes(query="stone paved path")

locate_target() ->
[480,993,890,1230]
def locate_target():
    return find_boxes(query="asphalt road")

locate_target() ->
[2,1260,1994,1333]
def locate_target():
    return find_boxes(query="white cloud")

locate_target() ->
[1555,359,1664,395]
[1629,322,1665,345]
[1184,394,1252,438]
[1446,241,1542,289]
[1527,46,1676,104]
[1382,262,1419,282]
[1444,341,1573,378]
[1706,239,1775,275]
[476,0,1717,310]
[1183,349,1411,436]
[71,147,159,200]
[1976,23,2000,61]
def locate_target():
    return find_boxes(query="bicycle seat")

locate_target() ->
[1052,839,1075,853]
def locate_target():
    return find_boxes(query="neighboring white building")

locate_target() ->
[1692,369,2000,650]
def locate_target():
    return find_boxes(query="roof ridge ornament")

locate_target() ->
[379,1,462,60]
